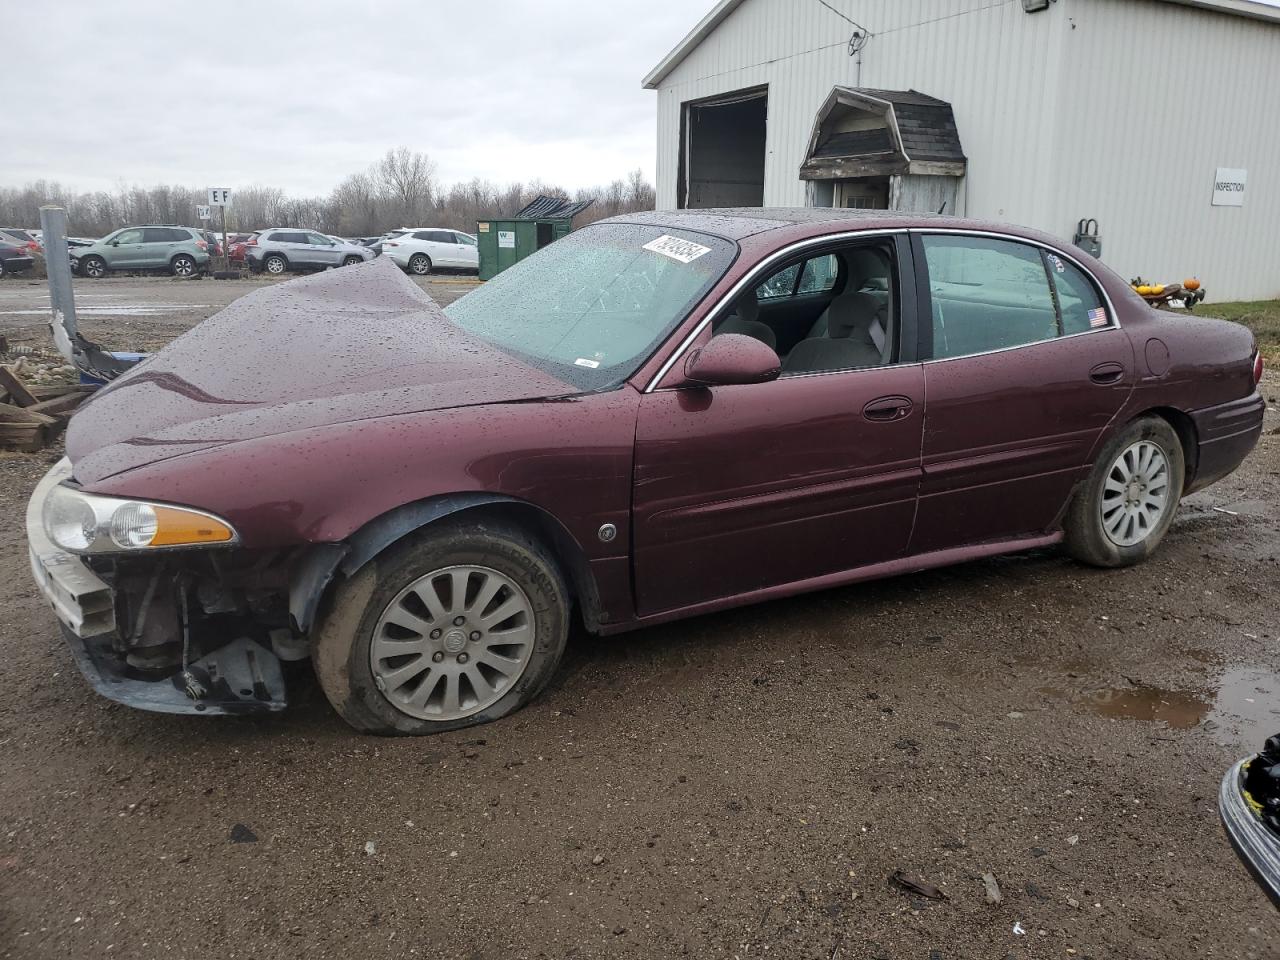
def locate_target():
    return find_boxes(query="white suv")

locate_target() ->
[383,228,479,275]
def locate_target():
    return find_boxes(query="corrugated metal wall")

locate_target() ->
[653,0,1280,300]
[1047,0,1280,301]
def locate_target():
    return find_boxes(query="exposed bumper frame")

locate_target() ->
[1219,758,1280,908]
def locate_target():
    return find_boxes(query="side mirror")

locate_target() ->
[109,240,119,247]
[683,333,780,387]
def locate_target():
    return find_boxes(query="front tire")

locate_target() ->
[170,254,197,277]
[81,255,107,279]
[312,520,570,735]
[1064,416,1185,568]
[408,253,432,276]
[342,255,362,267]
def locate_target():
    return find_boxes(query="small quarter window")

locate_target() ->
[1045,252,1109,334]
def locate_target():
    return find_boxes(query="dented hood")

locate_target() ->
[67,258,574,484]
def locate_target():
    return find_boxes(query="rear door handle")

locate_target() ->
[1089,362,1125,385]
[863,396,913,422]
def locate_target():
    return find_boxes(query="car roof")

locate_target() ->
[604,209,1044,245]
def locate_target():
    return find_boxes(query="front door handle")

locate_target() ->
[1089,362,1125,385]
[863,395,913,422]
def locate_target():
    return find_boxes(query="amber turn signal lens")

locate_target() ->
[150,506,235,547]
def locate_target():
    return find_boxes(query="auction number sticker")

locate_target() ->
[643,234,711,264]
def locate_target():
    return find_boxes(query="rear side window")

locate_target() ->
[755,263,800,300]
[1045,252,1109,334]
[922,235,1059,359]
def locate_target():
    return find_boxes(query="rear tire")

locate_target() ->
[170,254,197,278]
[408,253,432,276]
[312,520,569,735]
[264,253,288,275]
[1064,416,1185,568]
[81,255,107,279]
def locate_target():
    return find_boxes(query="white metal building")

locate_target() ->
[644,0,1280,301]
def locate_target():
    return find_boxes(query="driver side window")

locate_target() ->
[714,243,899,376]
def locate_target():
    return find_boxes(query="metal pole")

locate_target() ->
[38,205,78,362]
[220,205,229,272]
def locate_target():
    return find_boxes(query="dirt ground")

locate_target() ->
[0,274,1277,959]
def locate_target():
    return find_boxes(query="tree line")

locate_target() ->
[0,148,657,239]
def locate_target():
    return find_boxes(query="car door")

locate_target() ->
[450,231,479,270]
[909,231,1135,554]
[140,227,178,268]
[306,232,341,267]
[107,228,147,268]
[418,230,452,267]
[630,235,925,617]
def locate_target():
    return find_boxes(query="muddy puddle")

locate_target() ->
[1041,665,1280,748]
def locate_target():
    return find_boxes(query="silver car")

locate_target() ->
[247,229,373,275]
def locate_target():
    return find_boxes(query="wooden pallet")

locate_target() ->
[0,372,96,451]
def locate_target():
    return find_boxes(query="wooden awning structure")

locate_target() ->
[800,87,967,181]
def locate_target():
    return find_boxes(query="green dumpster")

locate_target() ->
[476,196,594,281]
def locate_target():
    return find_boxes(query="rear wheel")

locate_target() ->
[1064,416,1184,568]
[264,253,288,275]
[408,253,432,276]
[170,254,197,277]
[312,521,569,735]
[81,255,107,279]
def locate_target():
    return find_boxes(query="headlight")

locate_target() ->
[43,484,237,554]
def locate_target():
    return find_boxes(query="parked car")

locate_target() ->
[228,232,258,264]
[26,209,1265,734]
[73,226,210,278]
[0,227,42,255]
[383,228,479,275]
[202,232,224,258]
[1221,733,1280,906]
[0,238,35,278]
[246,228,373,275]
[351,236,385,256]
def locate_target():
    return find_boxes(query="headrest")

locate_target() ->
[735,290,760,324]
[843,248,889,287]
[827,292,882,340]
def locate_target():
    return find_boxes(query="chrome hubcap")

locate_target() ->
[1101,440,1170,547]
[370,565,535,721]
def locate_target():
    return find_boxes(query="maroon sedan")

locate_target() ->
[26,209,1265,734]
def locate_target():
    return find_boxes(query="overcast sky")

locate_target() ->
[8,0,700,196]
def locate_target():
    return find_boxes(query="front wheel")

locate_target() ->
[312,521,569,735]
[408,253,432,276]
[1064,416,1185,568]
[170,254,197,277]
[342,255,362,267]
[81,255,107,279]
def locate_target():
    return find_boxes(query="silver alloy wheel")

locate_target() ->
[172,256,195,277]
[370,564,536,721]
[1100,440,1170,547]
[265,255,286,275]
[409,253,431,275]
[84,257,106,278]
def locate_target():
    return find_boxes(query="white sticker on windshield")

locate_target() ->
[643,234,712,264]
[574,358,601,369]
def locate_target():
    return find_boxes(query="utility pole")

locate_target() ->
[38,205,78,362]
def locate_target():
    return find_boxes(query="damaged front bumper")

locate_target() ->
[1220,757,1280,907]
[26,459,289,715]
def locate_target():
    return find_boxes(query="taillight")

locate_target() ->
[1254,349,1264,385]
[196,239,208,251]
[246,237,257,246]
[386,241,398,248]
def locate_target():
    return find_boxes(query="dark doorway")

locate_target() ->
[679,87,768,209]
[536,222,554,249]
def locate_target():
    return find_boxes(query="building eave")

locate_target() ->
[642,0,1280,91]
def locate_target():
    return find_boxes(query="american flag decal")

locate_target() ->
[1088,307,1108,328]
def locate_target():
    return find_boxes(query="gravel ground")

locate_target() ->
[1,275,1278,959]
